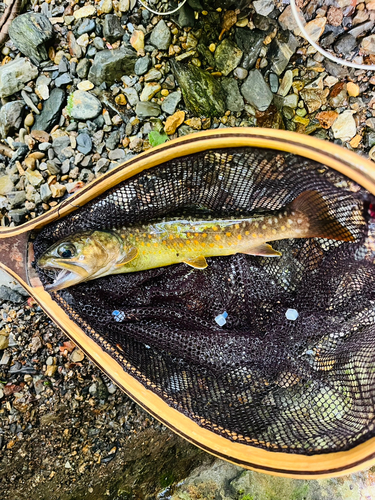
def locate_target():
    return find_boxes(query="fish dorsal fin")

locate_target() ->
[115,247,139,267]
[183,256,208,269]
[243,244,282,257]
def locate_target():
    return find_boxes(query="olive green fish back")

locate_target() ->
[33,147,375,456]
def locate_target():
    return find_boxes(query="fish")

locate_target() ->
[37,190,355,292]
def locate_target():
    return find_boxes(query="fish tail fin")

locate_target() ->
[290,190,355,242]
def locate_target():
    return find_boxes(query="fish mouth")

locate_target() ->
[45,268,82,292]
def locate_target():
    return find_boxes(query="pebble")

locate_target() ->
[88,46,137,85]
[32,88,65,132]
[103,14,125,43]
[76,133,92,154]
[130,30,145,52]
[221,78,244,112]
[140,83,161,102]
[253,0,275,16]
[214,39,243,76]
[161,91,181,115]
[73,5,96,20]
[235,29,265,70]
[68,90,102,120]
[135,102,161,118]
[150,20,171,51]
[77,80,94,91]
[332,110,357,141]
[134,55,151,76]
[347,82,360,97]
[50,183,67,198]
[241,69,273,111]
[0,176,14,195]
[298,17,327,42]
[165,111,185,135]
[277,70,293,97]
[71,348,85,362]
[0,58,38,98]
[361,35,375,55]
[233,67,248,80]
[0,102,25,139]
[24,113,34,128]
[123,87,139,107]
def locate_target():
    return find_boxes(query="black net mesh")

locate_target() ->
[33,147,375,455]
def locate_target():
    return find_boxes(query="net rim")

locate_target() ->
[1,128,375,478]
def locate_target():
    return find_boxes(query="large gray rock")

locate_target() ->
[221,78,244,113]
[235,28,266,70]
[150,20,171,50]
[241,69,273,111]
[161,91,182,115]
[171,61,226,117]
[9,13,54,64]
[67,90,102,120]
[88,46,137,85]
[214,39,243,76]
[32,88,65,132]
[0,101,25,138]
[0,58,38,98]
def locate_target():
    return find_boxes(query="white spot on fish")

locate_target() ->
[79,255,84,261]
[274,218,278,224]
[287,219,293,225]
[268,219,273,225]
[297,219,303,224]
[286,309,299,321]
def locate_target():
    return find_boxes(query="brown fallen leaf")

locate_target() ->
[219,9,240,40]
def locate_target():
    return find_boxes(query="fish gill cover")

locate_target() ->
[33,147,375,455]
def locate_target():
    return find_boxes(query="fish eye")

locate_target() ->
[57,243,76,259]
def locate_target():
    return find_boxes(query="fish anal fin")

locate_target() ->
[243,243,282,257]
[183,256,208,269]
[115,247,138,267]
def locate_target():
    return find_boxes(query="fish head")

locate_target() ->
[37,230,125,291]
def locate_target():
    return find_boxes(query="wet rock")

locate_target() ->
[171,61,226,117]
[235,29,265,70]
[349,20,374,39]
[9,13,54,64]
[222,78,244,112]
[123,87,139,106]
[361,35,375,55]
[300,89,328,113]
[54,73,73,87]
[278,5,298,32]
[52,136,70,156]
[177,3,195,27]
[135,102,161,118]
[134,55,151,76]
[68,90,102,120]
[73,5,96,19]
[0,102,25,139]
[140,82,161,101]
[233,67,248,80]
[8,208,28,224]
[161,91,182,115]
[269,31,299,75]
[144,68,162,82]
[298,17,327,42]
[103,14,125,43]
[76,58,91,79]
[165,111,185,135]
[253,0,274,16]
[150,20,171,50]
[214,39,243,76]
[332,110,356,141]
[76,133,92,154]
[334,34,357,56]
[241,69,273,111]
[0,58,38,98]
[40,183,52,202]
[32,88,65,132]
[88,46,137,85]
[324,60,349,79]
[76,18,96,36]
[0,176,14,195]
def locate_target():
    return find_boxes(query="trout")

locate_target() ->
[38,190,355,291]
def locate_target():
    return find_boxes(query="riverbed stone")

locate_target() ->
[103,14,125,43]
[32,88,65,132]
[221,78,244,112]
[268,31,299,75]
[9,13,54,64]
[241,69,273,111]
[67,90,102,120]
[0,101,25,139]
[150,20,171,50]
[0,58,38,98]
[235,28,266,70]
[161,91,182,115]
[135,102,161,118]
[88,46,137,85]
[171,61,226,117]
[214,39,243,76]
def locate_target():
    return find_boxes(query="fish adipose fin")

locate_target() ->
[183,256,208,269]
[291,190,355,242]
[243,243,282,257]
[115,247,139,266]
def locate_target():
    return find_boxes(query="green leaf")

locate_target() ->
[148,130,169,147]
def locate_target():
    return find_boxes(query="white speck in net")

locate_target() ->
[286,308,299,321]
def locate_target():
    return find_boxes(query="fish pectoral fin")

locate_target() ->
[115,247,139,266]
[183,256,208,269]
[243,243,282,257]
